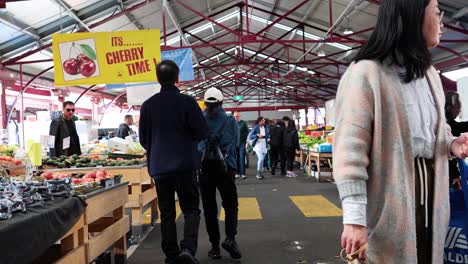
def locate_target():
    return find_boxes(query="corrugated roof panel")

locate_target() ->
[0,22,23,43]
[5,0,63,28]
[64,0,103,10]
[92,15,138,32]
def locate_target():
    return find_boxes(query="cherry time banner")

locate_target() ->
[52,30,161,86]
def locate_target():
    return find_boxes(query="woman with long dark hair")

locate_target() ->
[198,88,242,260]
[249,116,269,179]
[282,116,300,177]
[333,0,468,263]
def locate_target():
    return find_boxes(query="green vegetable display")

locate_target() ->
[298,132,326,147]
[43,155,146,169]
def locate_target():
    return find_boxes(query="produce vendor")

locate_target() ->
[117,114,135,139]
[49,101,81,157]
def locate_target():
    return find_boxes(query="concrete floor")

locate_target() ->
[129,156,343,264]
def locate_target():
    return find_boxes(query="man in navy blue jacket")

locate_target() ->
[139,60,208,264]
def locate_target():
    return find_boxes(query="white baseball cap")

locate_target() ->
[204,87,224,103]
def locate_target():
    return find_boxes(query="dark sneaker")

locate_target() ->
[177,249,200,264]
[208,246,221,259]
[222,239,242,259]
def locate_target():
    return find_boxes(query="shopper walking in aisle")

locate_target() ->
[445,92,468,189]
[249,116,269,179]
[139,60,209,264]
[282,117,300,178]
[116,114,134,139]
[49,101,81,157]
[334,0,468,262]
[233,111,249,180]
[198,88,242,260]
[269,119,286,176]
[263,118,271,171]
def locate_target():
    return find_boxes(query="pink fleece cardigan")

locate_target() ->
[333,60,451,263]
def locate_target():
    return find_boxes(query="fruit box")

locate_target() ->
[317,144,332,153]
[107,138,130,152]
[99,178,114,188]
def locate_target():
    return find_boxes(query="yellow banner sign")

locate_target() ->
[52,30,161,86]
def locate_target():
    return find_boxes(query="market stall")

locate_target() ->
[0,176,129,264]
[44,156,157,235]
[298,131,334,181]
[0,195,86,264]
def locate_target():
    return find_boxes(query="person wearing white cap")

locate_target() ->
[198,87,242,260]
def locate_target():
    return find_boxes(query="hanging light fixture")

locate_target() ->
[317,50,326,57]
[343,28,354,35]
[343,15,354,35]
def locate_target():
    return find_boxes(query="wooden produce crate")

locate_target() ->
[81,183,129,264]
[46,165,158,234]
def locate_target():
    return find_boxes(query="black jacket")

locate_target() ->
[283,127,299,150]
[139,84,209,179]
[269,124,285,147]
[49,117,81,157]
[117,123,133,139]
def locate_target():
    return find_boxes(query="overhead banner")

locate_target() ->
[105,48,194,90]
[162,48,194,82]
[52,30,161,86]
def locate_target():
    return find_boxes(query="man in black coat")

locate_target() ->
[49,101,81,157]
[116,115,134,139]
[269,119,286,176]
[139,60,209,264]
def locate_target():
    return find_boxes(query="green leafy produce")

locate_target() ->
[299,133,326,147]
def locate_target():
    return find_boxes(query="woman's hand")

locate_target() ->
[453,177,462,189]
[450,134,468,159]
[341,224,368,261]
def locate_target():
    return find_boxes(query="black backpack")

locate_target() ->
[202,117,229,174]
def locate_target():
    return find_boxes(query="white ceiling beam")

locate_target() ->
[277,0,320,60]
[254,0,278,59]
[52,0,92,32]
[0,12,40,40]
[118,0,144,29]
[452,7,468,19]
[285,0,363,76]
[162,0,206,79]
[207,0,212,12]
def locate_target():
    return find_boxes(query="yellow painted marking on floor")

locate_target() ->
[220,197,263,220]
[290,195,342,217]
[143,202,182,225]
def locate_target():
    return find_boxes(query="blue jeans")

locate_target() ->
[236,145,246,175]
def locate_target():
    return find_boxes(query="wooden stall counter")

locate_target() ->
[81,182,130,264]
[308,151,333,182]
[47,165,158,234]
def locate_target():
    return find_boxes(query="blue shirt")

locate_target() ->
[198,108,239,171]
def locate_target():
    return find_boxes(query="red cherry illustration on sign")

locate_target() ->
[76,53,91,64]
[63,58,79,75]
[79,60,96,77]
